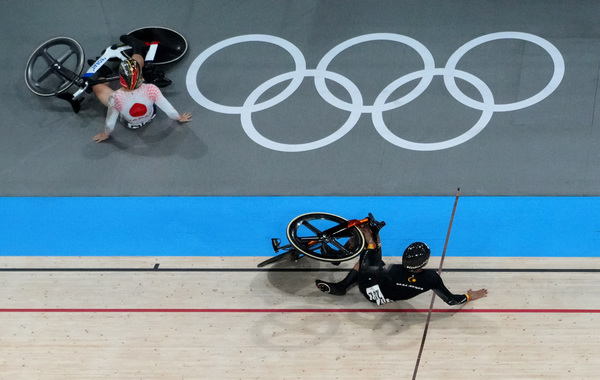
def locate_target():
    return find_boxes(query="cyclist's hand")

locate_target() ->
[93,132,110,143]
[466,288,488,301]
[178,112,192,123]
[358,225,380,248]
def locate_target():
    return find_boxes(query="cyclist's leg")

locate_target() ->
[359,246,384,269]
[315,219,388,297]
[355,246,390,303]
[92,83,114,107]
[316,245,384,296]
[132,53,145,69]
[120,34,146,67]
[315,226,382,295]
[315,259,360,296]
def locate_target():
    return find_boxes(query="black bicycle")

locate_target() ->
[257,212,386,267]
[24,26,187,113]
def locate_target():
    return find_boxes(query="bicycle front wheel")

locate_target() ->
[286,212,365,263]
[24,37,85,96]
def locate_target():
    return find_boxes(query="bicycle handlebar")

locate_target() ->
[367,213,386,231]
[346,213,386,231]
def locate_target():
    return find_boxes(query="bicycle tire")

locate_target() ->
[24,37,85,96]
[127,26,188,65]
[286,212,365,263]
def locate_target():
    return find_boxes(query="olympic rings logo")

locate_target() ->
[186,32,564,152]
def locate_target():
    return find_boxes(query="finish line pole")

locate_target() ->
[412,188,461,380]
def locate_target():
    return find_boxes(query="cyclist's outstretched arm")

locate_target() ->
[147,84,192,123]
[93,103,119,143]
[432,275,488,305]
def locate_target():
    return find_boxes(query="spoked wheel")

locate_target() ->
[128,26,188,65]
[286,212,365,263]
[25,37,85,96]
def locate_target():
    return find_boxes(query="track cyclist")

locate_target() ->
[316,222,487,306]
[92,35,192,143]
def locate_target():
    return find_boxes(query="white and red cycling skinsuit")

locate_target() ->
[104,83,180,134]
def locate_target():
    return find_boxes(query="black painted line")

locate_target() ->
[0,267,597,273]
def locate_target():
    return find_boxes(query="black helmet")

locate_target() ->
[402,242,430,270]
[119,59,143,90]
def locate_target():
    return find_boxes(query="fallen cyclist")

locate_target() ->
[92,35,192,143]
[316,223,487,306]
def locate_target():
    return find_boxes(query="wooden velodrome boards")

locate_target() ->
[1,256,598,379]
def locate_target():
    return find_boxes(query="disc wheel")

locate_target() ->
[286,212,365,263]
[127,26,188,65]
[25,37,85,96]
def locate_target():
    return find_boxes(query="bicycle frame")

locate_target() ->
[53,41,159,112]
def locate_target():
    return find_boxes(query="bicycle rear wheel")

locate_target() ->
[25,37,85,96]
[286,212,365,263]
[127,26,188,65]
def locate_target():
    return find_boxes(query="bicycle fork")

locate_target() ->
[51,63,88,113]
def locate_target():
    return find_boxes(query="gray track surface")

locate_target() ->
[2,0,599,196]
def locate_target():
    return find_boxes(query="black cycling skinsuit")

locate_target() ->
[357,241,468,306]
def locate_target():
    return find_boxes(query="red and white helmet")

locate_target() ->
[119,59,143,89]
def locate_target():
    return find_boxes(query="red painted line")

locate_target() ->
[0,308,598,313]
[454,309,600,313]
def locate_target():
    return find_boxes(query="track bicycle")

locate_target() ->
[24,26,188,113]
[257,212,386,267]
